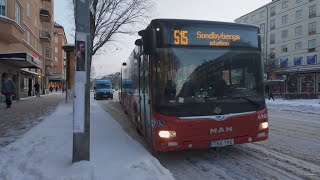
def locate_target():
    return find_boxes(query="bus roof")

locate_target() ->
[150,19,259,29]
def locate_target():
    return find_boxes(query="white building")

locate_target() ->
[235,0,320,95]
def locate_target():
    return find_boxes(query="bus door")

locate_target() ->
[144,55,152,142]
[139,55,147,136]
[139,55,152,142]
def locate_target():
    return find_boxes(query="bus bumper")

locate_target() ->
[153,129,268,152]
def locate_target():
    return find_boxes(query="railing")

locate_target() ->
[40,30,51,40]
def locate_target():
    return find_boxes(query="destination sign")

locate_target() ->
[157,22,259,48]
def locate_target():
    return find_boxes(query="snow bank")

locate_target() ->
[0,101,174,180]
[266,99,320,115]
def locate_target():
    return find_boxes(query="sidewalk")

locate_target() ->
[0,100,174,180]
[0,93,64,147]
[266,98,320,115]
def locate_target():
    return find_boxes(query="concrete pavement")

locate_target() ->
[0,93,65,147]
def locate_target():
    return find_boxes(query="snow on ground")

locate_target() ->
[266,98,320,115]
[0,100,174,180]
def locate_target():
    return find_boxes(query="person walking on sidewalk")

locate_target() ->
[1,73,16,108]
[34,82,40,97]
[49,86,53,93]
[267,85,275,101]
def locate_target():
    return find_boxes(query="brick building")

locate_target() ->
[48,22,67,91]
[0,0,54,98]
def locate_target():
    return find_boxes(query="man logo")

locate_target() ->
[210,127,232,134]
[213,107,222,114]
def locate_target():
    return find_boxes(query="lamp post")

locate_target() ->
[120,62,127,104]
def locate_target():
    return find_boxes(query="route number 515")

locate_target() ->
[174,30,188,45]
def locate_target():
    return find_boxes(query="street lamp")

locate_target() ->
[120,62,127,103]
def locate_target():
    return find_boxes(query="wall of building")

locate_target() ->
[235,0,320,95]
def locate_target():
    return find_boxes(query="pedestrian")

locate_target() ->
[49,86,53,93]
[55,86,58,92]
[268,85,275,101]
[1,73,16,108]
[34,82,40,97]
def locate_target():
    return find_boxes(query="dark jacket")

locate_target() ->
[34,83,40,91]
[1,80,16,94]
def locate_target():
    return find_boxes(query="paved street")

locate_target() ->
[98,93,320,180]
[0,93,64,147]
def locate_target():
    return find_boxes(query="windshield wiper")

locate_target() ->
[228,96,261,108]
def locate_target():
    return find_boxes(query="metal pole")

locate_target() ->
[73,0,91,162]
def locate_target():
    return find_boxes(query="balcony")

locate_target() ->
[40,30,51,43]
[309,31,316,35]
[309,13,316,19]
[0,16,24,43]
[40,8,51,22]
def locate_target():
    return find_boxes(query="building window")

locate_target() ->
[251,15,256,22]
[280,58,288,68]
[296,0,303,3]
[308,39,316,51]
[270,7,276,16]
[270,19,275,30]
[27,31,30,44]
[282,15,288,24]
[318,76,320,93]
[295,26,303,36]
[55,47,58,53]
[295,10,303,20]
[0,0,6,16]
[260,11,265,18]
[309,5,316,18]
[282,1,288,9]
[301,74,315,93]
[282,30,288,39]
[260,23,265,33]
[54,35,58,43]
[45,48,51,59]
[288,75,299,93]
[308,22,316,35]
[15,2,21,25]
[282,45,288,53]
[54,57,58,62]
[295,42,302,50]
[34,16,37,27]
[27,0,31,18]
[270,33,275,44]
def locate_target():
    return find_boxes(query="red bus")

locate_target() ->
[120,19,268,152]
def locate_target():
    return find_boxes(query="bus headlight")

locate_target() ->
[259,122,268,130]
[159,131,176,138]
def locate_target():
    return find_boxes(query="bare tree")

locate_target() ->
[264,53,280,80]
[72,0,154,57]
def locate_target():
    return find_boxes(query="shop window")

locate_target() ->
[0,0,6,16]
[288,75,298,93]
[301,74,315,93]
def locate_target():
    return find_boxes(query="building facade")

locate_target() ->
[0,0,54,98]
[48,22,67,91]
[235,0,320,95]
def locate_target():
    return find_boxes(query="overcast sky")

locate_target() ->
[55,0,271,78]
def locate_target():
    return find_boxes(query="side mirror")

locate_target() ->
[135,39,143,46]
[139,29,156,55]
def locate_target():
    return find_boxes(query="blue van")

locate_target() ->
[94,80,113,100]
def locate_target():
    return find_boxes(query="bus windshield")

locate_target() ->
[152,47,265,117]
[96,84,111,89]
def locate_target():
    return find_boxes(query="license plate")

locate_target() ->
[210,139,234,147]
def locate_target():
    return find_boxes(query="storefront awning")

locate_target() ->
[0,52,42,69]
